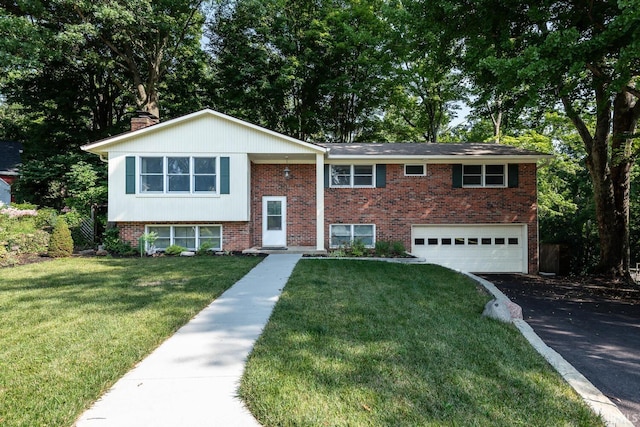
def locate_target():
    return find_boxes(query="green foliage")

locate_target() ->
[138,232,158,257]
[196,242,214,256]
[102,227,136,256]
[390,240,406,256]
[349,239,366,257]
[0,204,50,258]
[64,161,107,216]
[35,208,59,230]
[48,218,74,258]
[374,240,390,257]
[7,230,50,255]
[164,244,187,256]
[208,0,396,142]
[329,247,347,258]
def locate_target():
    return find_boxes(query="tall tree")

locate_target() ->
[207,0,392,142]
[1,0,205,119]
[425,0,640,280]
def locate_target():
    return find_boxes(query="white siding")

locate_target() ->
[111,114,318,155]
[105,113,323,223]
[108,152,249,222]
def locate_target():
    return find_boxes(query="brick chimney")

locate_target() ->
[131,111,159,132]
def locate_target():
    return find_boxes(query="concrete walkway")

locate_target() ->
[75,254,302,427]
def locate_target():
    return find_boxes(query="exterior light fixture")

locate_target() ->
[284,156,291,179]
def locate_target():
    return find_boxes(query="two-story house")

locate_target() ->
[82,109,549,273]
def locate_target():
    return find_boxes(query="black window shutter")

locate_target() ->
[508,164,519,188]
[125,156,135,194]
[324,164,330,188]
[220,157,230,194]
[376,164,386,188]
[452,164,462,188]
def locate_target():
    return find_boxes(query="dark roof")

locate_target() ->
[317,142,548,158]
[0,141,23,175]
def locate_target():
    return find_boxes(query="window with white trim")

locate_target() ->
[145,225,222,251]
[404,164,426,176]
[330,224,375,247]
[140,157,217,193]
[462,164,505,187]
[330,165,374,187]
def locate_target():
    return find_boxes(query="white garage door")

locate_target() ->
[411,224,528,273]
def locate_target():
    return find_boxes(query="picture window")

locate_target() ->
[140,156,217,194]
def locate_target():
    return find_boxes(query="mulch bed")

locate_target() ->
[483,273,640,305]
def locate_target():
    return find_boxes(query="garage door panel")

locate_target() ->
[411,225,527,273]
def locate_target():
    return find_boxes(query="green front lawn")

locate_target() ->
[0,256,262,427]
[240,260,603,426]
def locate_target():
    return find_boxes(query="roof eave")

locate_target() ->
[326,154,552,163]
[81,109,326,155]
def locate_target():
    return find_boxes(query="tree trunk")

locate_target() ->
[563,81,638,283]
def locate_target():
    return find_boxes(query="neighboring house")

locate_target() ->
[0,140,23,205]
[82,109,550,273]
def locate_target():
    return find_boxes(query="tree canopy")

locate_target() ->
[1,0,639,279]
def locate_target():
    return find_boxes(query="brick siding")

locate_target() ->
[323,163,539,273]
[117,221,251,251]
[116,161,539,273]
[250,163,317,247]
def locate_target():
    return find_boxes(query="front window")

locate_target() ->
[167,157,190,192]
[330,224,375,248]
[194,158,217,192]
[145,225,223,251]
[330,165,374,187]
[140,157,217,193]
[140,157,164,192]
[462,164,505,187]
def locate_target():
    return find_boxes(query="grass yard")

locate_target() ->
[240,260,603,426]
[0,256,262,427]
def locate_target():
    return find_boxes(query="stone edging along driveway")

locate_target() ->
[466,272,634,427]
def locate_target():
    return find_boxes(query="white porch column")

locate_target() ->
[316,153,325,251]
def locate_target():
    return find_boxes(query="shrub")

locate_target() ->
[391,240,406,256]
[102,227,137,256]
[7,230,50,254]
[165,244,187,256]
[0,244,18,267]
[48,219,74,258]
[138,232,158,257]
[34,208,58,230]
[350,239,367,257]
[196,242,214,256]
[375,240,391,257]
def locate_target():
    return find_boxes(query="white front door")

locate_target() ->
[262,196,287,247]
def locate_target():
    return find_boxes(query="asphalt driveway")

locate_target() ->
[481,274,640,426]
